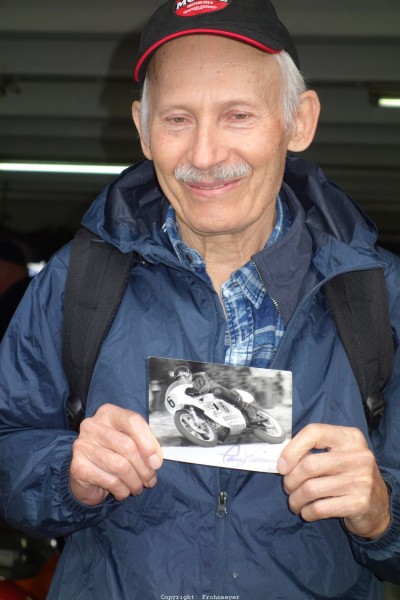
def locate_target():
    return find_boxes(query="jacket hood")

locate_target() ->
[284,154,379,263]
[81,160,173,262]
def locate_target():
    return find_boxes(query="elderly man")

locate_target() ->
[0,1,399,599]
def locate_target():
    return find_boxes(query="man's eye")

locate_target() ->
[169,116,186,124]
[233,113,248,120]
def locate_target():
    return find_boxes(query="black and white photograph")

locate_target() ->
[149,357,292,472]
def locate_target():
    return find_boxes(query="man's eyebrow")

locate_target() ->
[155,105,190,118]
[218,99,258,109]
[155,99,259,114]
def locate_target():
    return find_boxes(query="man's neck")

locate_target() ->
[180,220,275,296]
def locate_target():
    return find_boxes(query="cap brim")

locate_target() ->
[134,29,281,83]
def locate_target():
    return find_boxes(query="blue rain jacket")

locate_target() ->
[0,155,400,599]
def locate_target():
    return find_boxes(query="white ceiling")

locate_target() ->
[1,0,399,254]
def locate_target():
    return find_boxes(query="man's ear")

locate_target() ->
[287,90,321,153]
[132,100,152,160]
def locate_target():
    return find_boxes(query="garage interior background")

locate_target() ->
[1,2,400,598]
[1,0,400,261]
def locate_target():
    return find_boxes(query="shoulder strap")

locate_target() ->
[62,227,136,431]
[324,268,394,431]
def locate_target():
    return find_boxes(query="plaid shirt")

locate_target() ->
[164,197,291,368]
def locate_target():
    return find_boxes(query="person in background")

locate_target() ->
[0,240,31,340]
[0,1,399,599]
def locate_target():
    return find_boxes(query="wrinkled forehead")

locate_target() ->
[146,34,279,85]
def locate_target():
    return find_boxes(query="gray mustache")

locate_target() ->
[175,161,252,184]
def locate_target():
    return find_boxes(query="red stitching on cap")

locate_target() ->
[134,29,281,81]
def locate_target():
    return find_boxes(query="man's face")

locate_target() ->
[134,35,292,250]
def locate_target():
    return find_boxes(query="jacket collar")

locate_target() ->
[81,156,383,324]
[252,184,312,325]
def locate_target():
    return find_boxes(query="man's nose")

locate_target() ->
[187,120,229,171]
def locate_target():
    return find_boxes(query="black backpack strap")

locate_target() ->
[324,268,394,431]
[62,227,136,431]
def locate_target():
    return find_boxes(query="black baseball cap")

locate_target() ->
[134,0,299,83]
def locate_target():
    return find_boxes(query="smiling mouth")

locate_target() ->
[186,179,241,192]
[191,182,228,189]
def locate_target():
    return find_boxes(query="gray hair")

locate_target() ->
[273,51,307,132]
[139,50,307,144]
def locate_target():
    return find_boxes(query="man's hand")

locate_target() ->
[277,423,390,540]
[70,403,163,506]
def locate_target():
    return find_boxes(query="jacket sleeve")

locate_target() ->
[346,471,400,585]
[344,249,400,583]
[0,248,120,539]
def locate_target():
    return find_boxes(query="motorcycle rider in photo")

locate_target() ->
[187,371,261,423]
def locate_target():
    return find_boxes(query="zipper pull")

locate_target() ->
[217,491,228,518]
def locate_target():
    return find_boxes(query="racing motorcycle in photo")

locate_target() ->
[164,366,287,447]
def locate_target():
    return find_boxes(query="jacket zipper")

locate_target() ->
[213,488,229,593]
[217,491,228,518]
[213,469,240,594]
[252,259,281,315]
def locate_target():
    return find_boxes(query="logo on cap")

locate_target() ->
[175,0,230,18]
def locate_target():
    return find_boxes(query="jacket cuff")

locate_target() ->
[346,471,400,558]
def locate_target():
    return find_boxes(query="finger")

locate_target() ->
[70,452,133,502]
[292,483,387,527]
[297,494,358,523]
[78,417,159,488]
[283,447,374,494]
[71,434,158,502]
[287,471,365,516]
[277,424,367,475]
[284,449,379,520]
[95,404,163,470]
